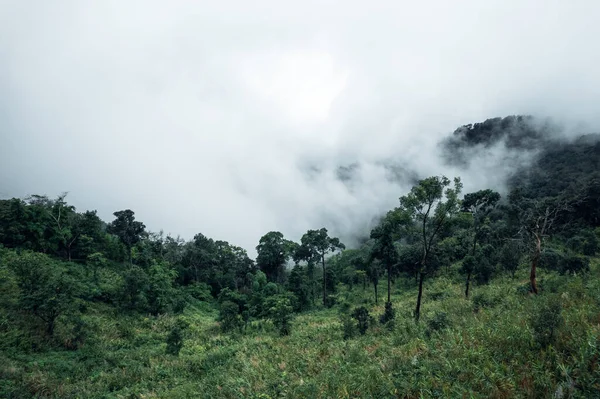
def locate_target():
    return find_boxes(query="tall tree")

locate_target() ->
[255,231,293,283]
[370,210,408,304]
[399,176,462,321]
[8,251,77,336]
[107,209,146,264]
[297,228,345,306]
[509,191,567,294]
[460,189,500,297]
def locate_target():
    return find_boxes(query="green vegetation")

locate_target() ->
[1,120,599,397]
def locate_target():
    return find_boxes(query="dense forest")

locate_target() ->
[1,116,599,398]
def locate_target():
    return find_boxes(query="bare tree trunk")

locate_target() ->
[530,234,541,294]
[415,272,425,322]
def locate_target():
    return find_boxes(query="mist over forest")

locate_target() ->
[2,1,600,398]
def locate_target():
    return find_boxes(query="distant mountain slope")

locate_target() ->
[440,115,600,226]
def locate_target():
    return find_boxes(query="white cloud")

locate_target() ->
[1,0,600,256]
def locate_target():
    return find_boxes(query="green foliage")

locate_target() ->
[379,301,395,325]
[558,254,590,275]
[1,127,599,397]
[287,264,311,311]
[266,294,294,336]
[426,311,451,335]
[106,209,146,262]
[165,318,189,356]
[399,175,462,321]
[219,300,244,332]
[352,306,370,335]
[296,228,345,305]
[146,261,178,315]
[539,248,564,271]
[499,240,523,277]
[256,231,293,283]
[7,251,78,336]
[340,313,356,340]
[120,266,149,311]
[472,290,502,312]
[530,295,564,348]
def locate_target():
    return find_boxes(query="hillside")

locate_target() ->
[1,116,599,398]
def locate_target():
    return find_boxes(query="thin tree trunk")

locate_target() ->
[530,235,540,294]
[374,280,378,305]
[415,272,425,322]
[387,263,391,303]
[465,272,471,298]
[322,254,327,306]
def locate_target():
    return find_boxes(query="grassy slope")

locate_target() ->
[2,260,600,398]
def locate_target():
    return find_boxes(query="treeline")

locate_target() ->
[1,162,598,348]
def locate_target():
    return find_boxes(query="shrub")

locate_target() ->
[166,319,189,356]
[340,314,356,340]
[184,282,212,302]
[530,295,563,348]
[499,241,523,277]
[472,291,501,312]
[324,294,337,308]
[352,306,370,335]
[379,301,395,325]
[426,311,451,336]
[219,300,243,333]
[266,295,294,336]
[539,249,564,272]
[559,255,590,275]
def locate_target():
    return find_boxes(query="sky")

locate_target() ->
[1,1,600,256]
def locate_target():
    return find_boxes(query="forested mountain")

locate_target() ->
[1,116,599,398]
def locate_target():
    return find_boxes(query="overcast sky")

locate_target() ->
[1,1,600,256]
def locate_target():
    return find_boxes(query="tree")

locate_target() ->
[266,294,294,336]
[297,228,345,306]
[146,260,178,315]
[461,189,500,297]
[256,231,294,283]
[399,176,462,321]
[352,306,370,335]
[510,192,567,294]
[107,210,146,264]
[287,264,310,311]
[367,259,381,304]
[370,210,408,306]
[8,251,76,336]
[166,319,189,356]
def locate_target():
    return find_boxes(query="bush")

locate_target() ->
[184,282,213,302]
[340,314,356,340]
[530,295,563,348]
[559,255,590,275]
[472,291,501,312]
[539,249,564,271]
[266,295,294,336]
[352,306,370,335]
[166,319,189,356]
[379,301,395,325]
[324,294,337,308]
[219,300,243,333]
[426,311,451,336]
[499,241,523,277]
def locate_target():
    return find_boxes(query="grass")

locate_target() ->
[2,259,600,398]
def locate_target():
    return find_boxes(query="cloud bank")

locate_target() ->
[1,0,600,255]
